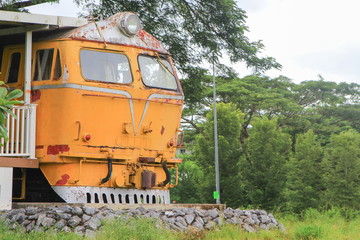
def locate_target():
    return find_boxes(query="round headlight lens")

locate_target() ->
[119,13,141,36]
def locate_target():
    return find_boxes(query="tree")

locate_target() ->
[0,82,23,141]
[194,103,244,207]
[169,154,205,204]
[323,130,360,209]
[284,130,324,212]
[74,0,281,111]
[240,118,291,210]
[216,75,299,142]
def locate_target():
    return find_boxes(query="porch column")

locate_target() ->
[0,167,13,210]
[24,30,32,104]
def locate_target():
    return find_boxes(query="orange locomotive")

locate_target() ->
[0,12,183,204]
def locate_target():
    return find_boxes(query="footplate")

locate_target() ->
[52,186,170,204]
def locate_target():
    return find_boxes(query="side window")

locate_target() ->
[54,49,61,79]
[33,48,62,81]
[138,55,178,90]
[80,50,132,84]
[7,52,21,83]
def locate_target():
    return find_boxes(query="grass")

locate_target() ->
[0,209,359,240]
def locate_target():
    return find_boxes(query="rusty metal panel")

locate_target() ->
[61,13,169,54]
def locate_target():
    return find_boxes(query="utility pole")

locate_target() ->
[213,62,220,204]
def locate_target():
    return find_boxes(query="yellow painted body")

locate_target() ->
[1,36,183,191]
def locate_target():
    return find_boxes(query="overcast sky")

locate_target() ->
[26,0,360,84]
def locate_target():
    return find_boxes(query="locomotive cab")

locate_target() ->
[0,11,183,204]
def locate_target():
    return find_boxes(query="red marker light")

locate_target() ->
[83,134,91,142]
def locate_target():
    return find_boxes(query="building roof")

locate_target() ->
[0,10,88,37]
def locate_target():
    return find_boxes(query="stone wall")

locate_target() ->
[0,205,284,238]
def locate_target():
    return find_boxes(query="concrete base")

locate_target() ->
[0,167,13,210]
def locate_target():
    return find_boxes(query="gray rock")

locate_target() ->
[14,213,26,223]
[25,207,40,215]
[150,211,160,219]
[184,214,195,225]
[268,223,277,230]
[163,216,175,224]
[229,217,238,224]
[94,212,105,220]
[62,226,72,233]
[82,214,91,222]
[33,225,44,232]
[260,223,268,230]
[58,205,73,213]
[71,207,83,216]
[74,225,85,236]
[41,217,56,228]
[68,215,82,228]
[25,220,35,232]
[54,219,67,230]
[56,212,72,220]
[175,216,187,226]
[191,220,204,230]
[36,214,47,226]
[259,210,267,215]
[28,213,40,220]
[244,211,252,217]
[168,223,183,231]
[251,213,258,220]
[223,208,234,218]
[270,217,278,225]
[278,223,285,231]
[21,219,31,226]
[85,229,97,238]
[208,208,219,219]
[84,216,102,230]
[214,217,223,226]
[205,220,216,230]
[174,209,185,216]
[83,207,97,215]
[233,209,243,217]
[194,217,204,226]
[244,217,255,225]
[164,211,175,217]
[260,215,269,223]
[174,219,187,231]
[195,209,206,217]
[242,223,255,232]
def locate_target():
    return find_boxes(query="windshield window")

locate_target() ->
[80,50,132,84]
[138,55,177,90]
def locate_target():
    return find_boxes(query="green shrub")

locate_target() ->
[294,225,323,240]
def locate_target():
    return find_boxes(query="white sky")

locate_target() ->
[26,0,360,84]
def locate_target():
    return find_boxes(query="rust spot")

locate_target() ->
[161,126,165,135]
[36,145,44,149]
[31,90,41,102]
[55,174,70,185]
[47,145,70,155]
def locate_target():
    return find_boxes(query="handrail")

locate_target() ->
[0,104,37,159]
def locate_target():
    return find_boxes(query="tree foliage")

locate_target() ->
[284,130,324,212]
[240,118,291,210]
[193,102,244,206]
[323,130,360,209]
[75,0,280,74]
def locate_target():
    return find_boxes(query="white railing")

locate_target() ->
[0,104,36,159]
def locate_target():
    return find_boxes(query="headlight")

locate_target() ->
[118,12,142,36]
